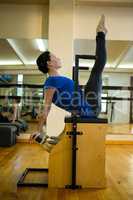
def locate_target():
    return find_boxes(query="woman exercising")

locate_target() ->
[30,15,107,144]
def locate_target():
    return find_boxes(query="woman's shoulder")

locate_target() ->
[44,75,73,88]
[46,75,72,81]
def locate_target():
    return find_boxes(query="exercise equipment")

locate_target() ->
[49,116,107,188]
[0,122,21,147]
[64,54,107,189]
[0,123,20,135]
[17,116,107,188]
[0,125,17,147]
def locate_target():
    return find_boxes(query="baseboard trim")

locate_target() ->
[106,141,133,145]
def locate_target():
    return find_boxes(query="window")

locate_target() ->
[17,74,23,97]
[101,93,108,114]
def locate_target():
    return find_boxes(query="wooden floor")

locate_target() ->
[108,124,133,135]
[0,144,133,200]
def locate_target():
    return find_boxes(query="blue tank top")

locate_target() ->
[44,76,96,117]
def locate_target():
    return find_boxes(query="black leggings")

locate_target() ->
[84,32,107,116]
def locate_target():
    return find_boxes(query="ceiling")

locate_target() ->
[0,39,133,73]
[74,39,133,70]
[0,0,49,4]
[0,39,48,68]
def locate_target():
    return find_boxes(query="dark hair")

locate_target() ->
[36,51,50,74]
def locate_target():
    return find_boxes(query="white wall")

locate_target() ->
[0,4,49,38]
[49,0,74,77]
[74,5,133,40]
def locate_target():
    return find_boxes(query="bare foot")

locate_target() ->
[96,14,107,34]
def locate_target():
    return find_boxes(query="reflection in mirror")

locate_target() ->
[74,39,133,135]
[74,39,133,69]
[0,38,48,135]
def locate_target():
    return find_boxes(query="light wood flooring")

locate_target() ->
[0,144,133,200]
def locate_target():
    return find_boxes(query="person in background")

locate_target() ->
[11,97,21,123]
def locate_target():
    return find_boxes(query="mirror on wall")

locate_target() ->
[1,38,133,136]
[74,39,133,69]
[74,39,133,135]
[0,38,48,132]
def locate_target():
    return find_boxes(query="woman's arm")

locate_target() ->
[29,87,56,144]
[37,88,56,133]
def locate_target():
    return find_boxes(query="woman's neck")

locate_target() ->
[48,70,60,76]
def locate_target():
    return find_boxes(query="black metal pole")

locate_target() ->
[71,55,79,188]
[71,117,78,188]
